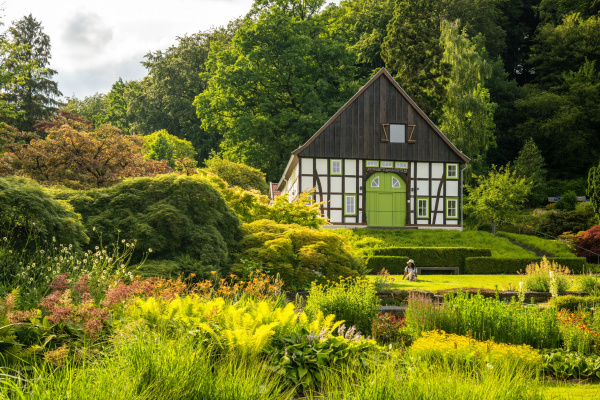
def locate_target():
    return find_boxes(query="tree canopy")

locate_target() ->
[195,0,358,181]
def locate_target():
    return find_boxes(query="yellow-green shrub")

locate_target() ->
[234,220,361,290]
[410,330,541,370]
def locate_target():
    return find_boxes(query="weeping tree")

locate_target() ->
[438,19,496,182]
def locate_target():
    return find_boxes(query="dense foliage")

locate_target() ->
[0,175,87,249]
[0,119,171,188]
[205,156,269,195]
[56,174,242,270]
[234,219,361,290]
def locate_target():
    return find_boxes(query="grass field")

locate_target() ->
[338,229,537,258]
[368,274,525,292]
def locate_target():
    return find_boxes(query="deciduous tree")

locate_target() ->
[195,0,358,181]
[466,164,532,234]
[142,129,197,170]
[438,20,496,179]
[2,123,170,188]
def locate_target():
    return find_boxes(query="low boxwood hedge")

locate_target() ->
[464,257,588,274]
[365,256,410,274]
[551,295,600,311]
[369,247,492,270]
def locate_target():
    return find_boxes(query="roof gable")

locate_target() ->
[293,68,469,163]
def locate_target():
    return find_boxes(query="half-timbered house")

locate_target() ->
[276,68,470,229]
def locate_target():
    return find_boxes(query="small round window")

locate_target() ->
[371,177,380,187]
[392,177,401,188]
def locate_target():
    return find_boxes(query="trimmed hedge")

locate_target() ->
[464,257,588,274]
[365,256,410,274]
[369,247,492,270]
[552,295,600,312]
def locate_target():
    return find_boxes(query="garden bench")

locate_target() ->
[416,267,459,275]
[547,196,587,203]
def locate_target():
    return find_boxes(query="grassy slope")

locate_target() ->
[337,228,536,258]
[496,232,578,258]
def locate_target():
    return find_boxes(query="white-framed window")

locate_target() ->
[390,124,406,143]
[395,161,408,169]
[392,177,401,188]
[366,160,379,167]
[344,195,356,215]
[417,197,429,219]
[446,163,458,179]
[331,159,342,175]
[446,198,458,219]
[371,176,380,187]
[381,161,393,168]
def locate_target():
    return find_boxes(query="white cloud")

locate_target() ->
[62,11,113,56]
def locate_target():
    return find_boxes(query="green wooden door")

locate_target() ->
[366,172,407,227]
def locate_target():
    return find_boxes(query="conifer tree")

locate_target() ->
[513,137,547,207]
[5,14,62,132]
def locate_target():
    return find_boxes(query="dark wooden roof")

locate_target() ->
[293,68,469,163]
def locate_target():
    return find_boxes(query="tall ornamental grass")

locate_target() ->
[1,329,292,400]
[304,277,380,335]
[406,290,561,349]
[303,355,546,400]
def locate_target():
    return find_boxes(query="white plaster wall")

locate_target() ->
[330,194,342,209]
[417,162,429,179]
[320,179,328,192]
[415,181,429,196]
[358,196,363,209]
[345,160,356,175]
[331,176,342,192]
[330,210,342,223]
[431,181,440,197]
[416,219,429,225]
[345,177,356,192]
[316,159,328,175]
[437,200,444,212]
[447,219,459,225]
[411,162,416,178]
[358,160,363,172]
[301,158,313,175]
[343,216,357,224]
[301,178,315,192]
[320,194,328,204]
[432,163,444,179]
[447,180,459,197]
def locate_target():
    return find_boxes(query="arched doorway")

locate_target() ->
[366,172,407,227]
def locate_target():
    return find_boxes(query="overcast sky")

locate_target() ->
[1,0,276,99]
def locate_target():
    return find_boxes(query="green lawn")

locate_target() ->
[542,382,600,400]
[368,274,524,292]
[338,228,537,258]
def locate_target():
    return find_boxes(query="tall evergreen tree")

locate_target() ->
[4,14,62,132]
[513,137,548,207]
